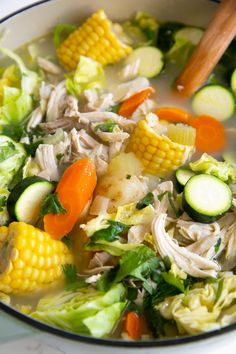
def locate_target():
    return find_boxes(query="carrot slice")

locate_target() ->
[156,107,192,124]
[124,311,141,340]
[189,115,225,152]
[118,87,155,117]
[44,158,97,239]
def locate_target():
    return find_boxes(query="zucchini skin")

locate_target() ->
[7,176,54,220]
[183,174,232,223]
[174,168,195,193]
[182,196,229,223]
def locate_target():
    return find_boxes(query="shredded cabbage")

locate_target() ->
[66,56,104,96]
[32,284,126,337]
[157,273,236,335]
[0,135,26,188]
[190,153,236,183]
[122,11,159,47]
[0,47,40,95]
[82,202,154,237]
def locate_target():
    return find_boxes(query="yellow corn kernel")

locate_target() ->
[57,9,132,70]
[0,222,73,294]
[128,119,194,177]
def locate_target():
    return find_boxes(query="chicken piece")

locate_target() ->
[186,235,220,259]
[153,181,174,216]
[37,57,62,75]
[27,82,53,131]
[64,95,80,117]
[79,111,136,133]
[89,252,113,269]
[118,59,140,82]
[40,117,85,133]
[94,128,129,144]
[176,219,221,243]
[111,77,150,102]
[108,141,125,161]
[83,89,115,112]
[152,213,220,278]
[131,99,158,122]
[46,81,67,122]
[35,144,60,181]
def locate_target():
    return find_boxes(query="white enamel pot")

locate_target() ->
[1,0,236,353]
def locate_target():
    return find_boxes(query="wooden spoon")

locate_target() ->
[176,0,236,97]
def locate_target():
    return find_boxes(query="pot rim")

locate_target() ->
[0,0,235,348]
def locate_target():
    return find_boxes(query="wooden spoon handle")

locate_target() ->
[176,0,236,97]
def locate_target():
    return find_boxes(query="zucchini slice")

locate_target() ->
[231,68,236,94]
[183,174,232,223]
[175,168,195,192]
[174,27,203,46]
[125,46,164,78]
[192,84,235,122]
[7,176,54,225]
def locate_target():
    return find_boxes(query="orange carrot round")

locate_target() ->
[118,87,155,118]
[189,115,225,152]
[156,107,192,124]
[44,158,97,239]
[124,311,141,340]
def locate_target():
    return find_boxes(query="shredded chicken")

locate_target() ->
[83,89,115,112]
[118,59,140,82]
[37,57,62,75]
[27,82,53,131]
[152,213,220,278]
[132,99,158,122]
[111,77,150,102]
[35,144,60,181]
[89,252,113,269]
[70,129,109,177]
[85,274,102,284]
[40,116,85,133]
[79,111,136,133]
[108,141,125,161]
[94,128,129,144]
[218,219,236,270]
[46,81,67,122]
[153,181,174,216]
[176,219,221,243]
[64,95,80,117]
[186,235,220,259]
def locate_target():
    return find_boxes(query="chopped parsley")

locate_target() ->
[40,192,66,217]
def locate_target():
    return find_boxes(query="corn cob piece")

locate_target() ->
[0,222,73,294]
[128,119,194,177]
[57,9,132,71]
[167,124,196,146]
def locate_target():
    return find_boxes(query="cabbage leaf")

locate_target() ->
[66,56,104,96]
[157,273,236,335]
[0,135,26,188]
[32,284,126,338]
[190,153,236,183]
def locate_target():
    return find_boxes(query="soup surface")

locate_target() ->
[1,9,236,341]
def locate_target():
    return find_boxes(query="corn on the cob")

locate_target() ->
[0,222,73,294]
[57,9,132,71]
[167,124,196,146]
[128,119,194,177]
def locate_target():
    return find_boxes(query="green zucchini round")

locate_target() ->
[183,174,232,223]
[175,168,195,192]
[7,176,54,225]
